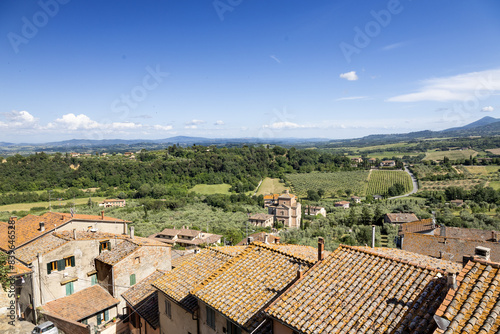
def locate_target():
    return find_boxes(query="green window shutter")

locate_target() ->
[97,313,102,325]
[104,309,109,321]
[91,274,97,286]
[47,262,52,275]
[99,243,102,252]
[107,241,111,250]
[130,274,136,286]
[81,319,87,325]
[70,256,75,267]
[65,282,74,296]
[58,259,65,271]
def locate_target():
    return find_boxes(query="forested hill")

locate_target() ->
[0,146,355,194]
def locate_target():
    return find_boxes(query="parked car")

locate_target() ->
[31,321,58,334]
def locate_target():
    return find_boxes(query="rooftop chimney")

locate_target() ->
[475,246,491,261]
[296,265,303,280]
[372,225,376,248]
[130,226,135,239]
[247,237,254,245]
[274,236,280,244]
[491,231,497,242]
[39,221,45,232]
[264,234,268,244]
[101,211,104,220]
[318,237,325,261]
[73,229,76,240]
[447,272,458,290]
[440,225,446,237]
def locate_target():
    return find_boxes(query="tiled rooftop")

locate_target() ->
[354,246,463,273]
[153,248,234,312]
[41,285,120,321]
[122,270,165,329]
[15,234,68,263]
[193,242,314,332]
[400,218,437,235]
[265,244,450,334]
[95,240,139,265]
[54,230,128,241]
[236,232,278,246]
[386,212,419,223]
[0,212,127,251]
[212,246,247,257]
[434,259,500,333]
[270,243,330,263]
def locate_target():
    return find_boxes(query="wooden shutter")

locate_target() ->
[47,262,52,275]
[58,259,65,271]
[104,309,109,321]
[70,256,75,267]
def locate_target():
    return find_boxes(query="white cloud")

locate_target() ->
[185,125,197,129]
[388,68,500,102]
[336,96,368,101]
[214,120,224,126]
[481,106,494,112]
[186,119,206,126]
[1,110,38,128]
[49,113,100,130]
[270,55,281,63]
[263,121,304,129]
[153,125,173,131]
[111,122,142,130]
[339,71,358,81]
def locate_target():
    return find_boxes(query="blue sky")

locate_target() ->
[1,0,500,143]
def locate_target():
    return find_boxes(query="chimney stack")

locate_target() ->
[447,272,458,290]
[475,246,491,261]
[440,225,446,237]
[264,234,268,244]
[73,229,76,240]
[274,236,280,244]
[130,226,135,239]
[101,211,104,220]
[372,225,376,248]
[296,265,303,280]
[39,221,45,232]
[318,237,325,261]
[492,231,497,242]
[247,237,254,245]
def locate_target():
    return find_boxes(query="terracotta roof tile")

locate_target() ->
[193,242,314,332]
[433,259,500,333]
[122,270,165,329]
[386,213,419,223]
[400,218,437,234]
[0,212,127,251]
[41,285,119,321]
[95,240,139,265]
[15,234,68,263]
[265,245,450,333]
[153,248,234,312]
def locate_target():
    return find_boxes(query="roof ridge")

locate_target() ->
[253,241,315,265]
[340,244,447,274]
[208,246,236,257]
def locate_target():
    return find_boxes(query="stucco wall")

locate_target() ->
[198,301,248,334]
[113,245,171,314]
[43,312,90,334]
[157,292,196,334]
[32,238,125,307]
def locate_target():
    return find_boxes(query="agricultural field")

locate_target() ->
[411,164,455,179]
[255,178,289,196]
[366,170,413,196]
[189,184,232,195]
[486,148,500,155]
[423,149,477,161]
[464,165,500,175]
[286,171,370,198]
[420,179,482,191]
[0,197,106,212]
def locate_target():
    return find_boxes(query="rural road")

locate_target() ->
[388,166,418,199]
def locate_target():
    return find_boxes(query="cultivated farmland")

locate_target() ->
[366,170,413,196]
[286,171,370,198]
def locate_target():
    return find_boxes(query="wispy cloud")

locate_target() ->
[381,42,406,51]
[0,110,39,128]
[336,96,368,101]
[270,55,281,63]
[185,119,206,126]
[388,68,500,102]
[263,121,304,129]
[340,71,358,81]
[214,120,224,126]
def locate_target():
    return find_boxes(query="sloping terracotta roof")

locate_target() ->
[211,246,247,257]
[122,270,165,329]
[354,246,462,273]
[269,243,330,263]
[400,218,437,235]
[434,259,500,333]
[156,228,181,237]
[171,253,195,268]
[95,240,139,265]
[153,248,234,312]
[265,245,450,334]
[3,255,32,277]
[386,213,419,223]
[249,213,274,220]
[0,212,127,251]
[335,201,350,205]
[236,232,278,246]
[41,285,119,321]
[177,229,201,238]
[192,242,315,332]
[53,230,128,242]
[15,234,68,264]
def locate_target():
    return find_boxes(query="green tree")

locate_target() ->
[0,252,10,290]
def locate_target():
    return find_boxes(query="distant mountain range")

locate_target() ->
[1,116,499,153]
